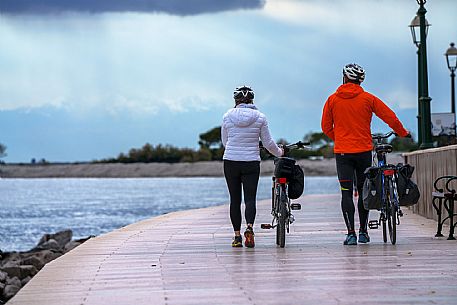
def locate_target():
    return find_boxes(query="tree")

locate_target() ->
[302,132,334,158]
[199,126,222,149]
[0,143,6,159]
[304,132,333,149]
[195,148,212,161]
[389,135,419,152]
[199,126,224,160]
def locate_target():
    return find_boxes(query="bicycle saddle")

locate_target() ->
[375,144,393,154]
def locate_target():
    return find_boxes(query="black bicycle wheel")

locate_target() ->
[273,185,280,245]
[389,203,397,245]
[278,186,287,248]
[387,179,397,245]
[276,223,280,245]
[382,184,388,243]
[271,180,275,212]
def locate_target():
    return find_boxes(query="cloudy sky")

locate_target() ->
[1,0,456,162]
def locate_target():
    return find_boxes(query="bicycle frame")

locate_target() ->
[374,142,400,216]
[260,141,310,247]
[370,131,402,244]
[271,177,292,231]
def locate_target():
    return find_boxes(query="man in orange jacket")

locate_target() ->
[321,63,410,245]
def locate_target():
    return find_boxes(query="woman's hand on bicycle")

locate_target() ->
[278,144,289,156]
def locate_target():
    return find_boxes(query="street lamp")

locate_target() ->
[409,14,430,145]
[445,42,457,138]
[409,15,430,47]
[410,0,433,149]
[445,42,457,114]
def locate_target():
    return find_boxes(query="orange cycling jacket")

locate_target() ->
[321,83,408,154]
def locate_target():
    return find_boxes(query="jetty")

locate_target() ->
[8,194,457,305]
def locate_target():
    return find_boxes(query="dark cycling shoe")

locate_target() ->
[358,231,370,243]
[343,233,357,245]
[232,235,243,247]
[244,227,255,248]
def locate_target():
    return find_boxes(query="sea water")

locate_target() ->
[0,176,338,251]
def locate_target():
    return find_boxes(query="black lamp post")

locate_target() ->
[409,15,430,146]
[409,0,433,149]
[445,42,457,137]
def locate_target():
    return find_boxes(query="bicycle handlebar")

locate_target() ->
[259,141,311,150]
[282,141,311,150]
[260,140,311,158]
[371,131,397,141]
[371,131,412,141]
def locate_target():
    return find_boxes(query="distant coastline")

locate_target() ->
[0,159,344,178]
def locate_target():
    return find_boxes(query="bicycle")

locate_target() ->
[366,131,404,245]
[260,141,310,248]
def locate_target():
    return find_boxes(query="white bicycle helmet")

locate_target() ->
[233,85,254,101]
[343,63,366,83]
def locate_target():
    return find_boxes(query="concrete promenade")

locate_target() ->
[9,194,457,305]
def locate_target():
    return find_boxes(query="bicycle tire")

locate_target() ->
[271,180,275,213]
[382,178,388,243]
[278,185,287,248]
[276,223,280,245]
[388,178,397,245]
[273,185,280,246]
[389,203,397,244]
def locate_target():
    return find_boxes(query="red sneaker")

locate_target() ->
[244,227,255,248]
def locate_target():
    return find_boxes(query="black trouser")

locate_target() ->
[335,151,372,234]
[223,160,260,232]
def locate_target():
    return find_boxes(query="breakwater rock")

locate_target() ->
[0,230,93,303]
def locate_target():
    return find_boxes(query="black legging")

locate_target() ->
[335,151,372,233]
[223,160,260,232]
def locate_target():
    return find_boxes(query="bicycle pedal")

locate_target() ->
[291,203,301,210]
[260,223,272,229]
[368,220,379,229]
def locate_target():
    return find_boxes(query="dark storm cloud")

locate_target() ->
[0,0,265,15]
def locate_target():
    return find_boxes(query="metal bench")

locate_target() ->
[432,175,457,240]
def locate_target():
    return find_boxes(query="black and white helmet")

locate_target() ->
[343,63,365,83]
[233,85,254,101]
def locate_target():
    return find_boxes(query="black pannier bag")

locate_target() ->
[274,157,296,178]
[288,165,304,199]
[396,164,420,206]
[363,166,383,210]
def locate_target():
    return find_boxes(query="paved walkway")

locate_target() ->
[9,194,457,305]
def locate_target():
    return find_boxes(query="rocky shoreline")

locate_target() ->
[0,159,339,178]
[0,230,93,304]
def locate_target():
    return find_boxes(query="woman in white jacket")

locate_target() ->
[221,85,283,248]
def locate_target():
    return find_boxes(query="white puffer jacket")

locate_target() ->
[221,104,283,161]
